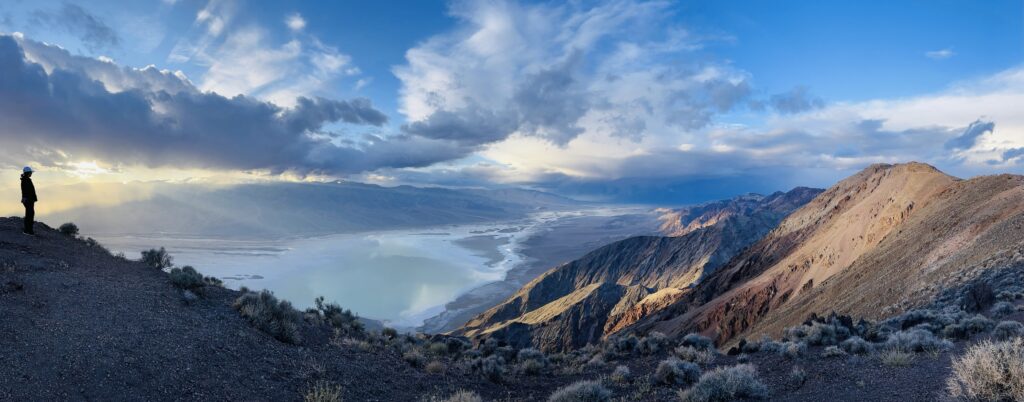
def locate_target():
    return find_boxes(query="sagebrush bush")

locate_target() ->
[822,346,847,358]
[991,302,1017,318]
[169,266,205,290]
[606,334,640,355]
[517,348,548,375]
[962,314,996,334]
[839,336,873,355]
[233,290,303,344]
[403,350,425,367]
[639,331,669,355]
[790,366,807,387]
[993,320,1024,341]
[481,355,505,383]
[779,341,807,358]
[382,327,398,340]
[58,222,79,237]
[947,338,1024,401]
[677,364,768,402]
[675,345,716,365]
[680,333,715,351]
[784,321,849,346]
[303,381,342,402]
[425,360,445,374]
[547,380,611,402]
[313,296,364,337]
[140,247,173,270]
[885,328,953,353]
[610,365,631,383]
[655,357,701,385]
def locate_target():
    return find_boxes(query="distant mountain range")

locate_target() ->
[47,181,581,238]
[457,162,1024,352]
[453,187,822,351]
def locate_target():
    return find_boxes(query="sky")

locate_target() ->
[0,0,1023,209]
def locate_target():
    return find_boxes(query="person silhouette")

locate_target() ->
[21,166,37,235]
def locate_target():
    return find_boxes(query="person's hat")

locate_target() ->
[23,166,33,173]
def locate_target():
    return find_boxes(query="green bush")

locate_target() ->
[233,290,303,344]
[58,222,79,237]
[141,247,173,270]
[169,266,205,290]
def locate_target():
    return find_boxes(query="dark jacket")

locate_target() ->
[21,174,37,203]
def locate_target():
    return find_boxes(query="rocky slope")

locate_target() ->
[454,188,821,351]
[633,162,1024,346]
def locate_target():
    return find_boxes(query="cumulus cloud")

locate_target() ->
[0,35,472,176]
[1002,148,1024,162]
[394,0,750,149]
[285,13,306,32]
[31,4,120,52]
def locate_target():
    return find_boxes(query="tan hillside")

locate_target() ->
[454,188,821,351]
[635,162,1024,346]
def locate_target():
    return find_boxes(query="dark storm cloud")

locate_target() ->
[31,4,120,52]
[401,107,517,145]
[944,119,995,150]
[0,35,470,175]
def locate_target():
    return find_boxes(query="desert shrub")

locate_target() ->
[962,314,996,334]
[517,348,548,374]
[779,341,807,358]
[585,353,606,368]
[790,366,807,387]
[313,296,364,337]
[839,336,873,355]
[382,327,398,340]
[303,381,342,402]
[991,302,1017,318]
[675,345,716,365]
[606,334,640,355]
[993,321,1024,341]
[204,275,223,287]
[784,321,849,346]
[741,337,762,354]
[233,290,302,344]
[947,338,1024,401]
[677,364,768,402]
[169,266,205,290]
[610,365,631,383]
[655,357,701,385]
[879,348,915,367]
[481,355,506,382]
[639,331,669,355]
[737,355,750,363]
[886,328,953,353]
[822,346,847,358]
[140,247,173,270]
[548,380,612,402]
[429,342,449,356]
[494,346,516,361]
[519,358,546,375]
[403,350,425,367]
[680,333,715,351]
[963,282,996,313]
[431,390,483,402]
[425,360,445,374]
[58,222,79,237]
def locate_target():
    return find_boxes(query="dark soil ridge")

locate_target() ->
[1,217,1019,401]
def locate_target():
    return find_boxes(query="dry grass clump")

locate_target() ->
[547,380,611,402]
[430,390,483,402]
[425,360,445,374]
[233,289,303,344]
[879,348,916,367]
[885,328,952,353]
[304,381,342,402]
[947,338,1024,401]
[677,364,768,402]
[821,346,847,358]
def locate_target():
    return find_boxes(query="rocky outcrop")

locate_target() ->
[633,162,1024,347]
[454,188,821,351]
